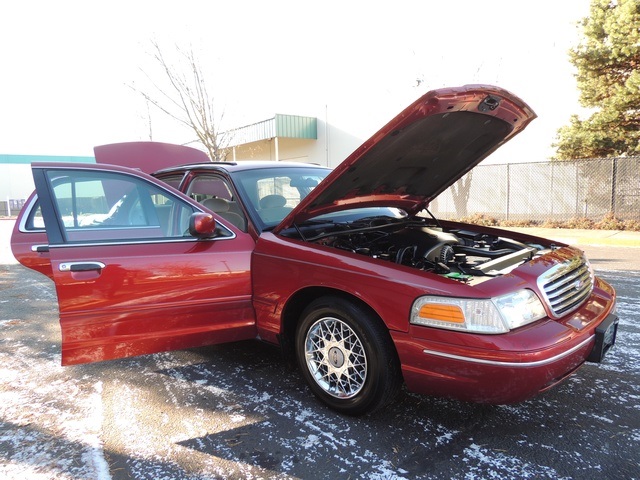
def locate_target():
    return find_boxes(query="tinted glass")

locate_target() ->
[233,167,331,228]
[45,170,196,243]
[155,173,185,190]
[185,174,247,231]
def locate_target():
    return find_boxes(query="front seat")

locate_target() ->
[202,197,246,231]
[258,194,293,224]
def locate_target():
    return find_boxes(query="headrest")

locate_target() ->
[260,195,287,209]
[203,197,230,212]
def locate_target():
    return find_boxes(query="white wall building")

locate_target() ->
[226,113,361,168]
[0,113,365,216]
[0,154,95,216]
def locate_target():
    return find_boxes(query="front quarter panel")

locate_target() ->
[252,232,476,342]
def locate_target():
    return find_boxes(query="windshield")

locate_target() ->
[312,207,407,224]
[232,166,331,230]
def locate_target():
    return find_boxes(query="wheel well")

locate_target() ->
[279,287,390,365]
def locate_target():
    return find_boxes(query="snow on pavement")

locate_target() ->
[0,270,111,479]
[1,226,639,479]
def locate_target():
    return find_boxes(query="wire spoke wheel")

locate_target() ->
[304,317,367,399]
[296,296,401,415]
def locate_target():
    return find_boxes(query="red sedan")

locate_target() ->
[11,85,618,415]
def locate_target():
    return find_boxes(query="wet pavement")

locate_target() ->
[1,219,639,479]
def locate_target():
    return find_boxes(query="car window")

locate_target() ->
[185,174,247,231]
[233,167,330,228]
[313,207,407,223]
[155,173,185,190]
[44,170,197,243]
[24,201,45,230]
[186,174,233,202]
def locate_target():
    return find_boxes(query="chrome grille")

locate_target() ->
[537,256,594,317]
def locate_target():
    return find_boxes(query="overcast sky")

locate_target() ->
[1,0,591,163]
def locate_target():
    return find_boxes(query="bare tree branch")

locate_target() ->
[131,41,230,161]
[451,172,473,218]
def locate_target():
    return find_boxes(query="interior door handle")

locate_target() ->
[59,262,106,272]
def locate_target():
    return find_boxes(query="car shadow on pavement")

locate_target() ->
[147,333,640,479]
[3,264,639,479]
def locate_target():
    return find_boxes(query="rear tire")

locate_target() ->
[295,296,401,415]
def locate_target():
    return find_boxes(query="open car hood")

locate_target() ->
[275,85,536,232]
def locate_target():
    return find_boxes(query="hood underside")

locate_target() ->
[276,85,536,231]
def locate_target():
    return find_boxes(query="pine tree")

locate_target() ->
[554,0,640,159]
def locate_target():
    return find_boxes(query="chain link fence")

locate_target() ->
[1,198,26,217]
[432,156,640,222]
[3,157,639,223]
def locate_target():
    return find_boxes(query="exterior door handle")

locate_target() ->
[59,262,106,272]
[31,245,50,253]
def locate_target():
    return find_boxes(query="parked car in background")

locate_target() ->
[11,85,618,415]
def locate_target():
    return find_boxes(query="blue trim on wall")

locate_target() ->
[0,154,95,165]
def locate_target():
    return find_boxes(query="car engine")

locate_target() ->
[297,217,552,284]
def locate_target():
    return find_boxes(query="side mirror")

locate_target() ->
[188,212,217,238]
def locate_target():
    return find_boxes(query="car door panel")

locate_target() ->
[32,162,256,365]
[50,240,255,365]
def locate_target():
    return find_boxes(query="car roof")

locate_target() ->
[153,160,330,176]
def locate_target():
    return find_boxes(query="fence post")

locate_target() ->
[5,196,9,217]
[505,164,510,221]
[575,162,579,217]
[611,157,617,215]
[550,162,554,219]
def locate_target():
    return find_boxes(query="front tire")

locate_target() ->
[295,296,401,415]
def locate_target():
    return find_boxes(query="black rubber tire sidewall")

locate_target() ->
[295,296,400,416]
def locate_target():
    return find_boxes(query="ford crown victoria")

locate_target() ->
[11,85,618,415]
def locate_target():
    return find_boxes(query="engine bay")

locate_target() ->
[292,216,553,284]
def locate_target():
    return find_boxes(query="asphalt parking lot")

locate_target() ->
[1,219,639,479]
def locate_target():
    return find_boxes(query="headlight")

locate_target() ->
[410,289,546,334]
[492,289,547,329]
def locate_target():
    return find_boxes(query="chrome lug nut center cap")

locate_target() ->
[328,347,345,368]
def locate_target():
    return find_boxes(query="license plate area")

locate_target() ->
[587,314,619,363]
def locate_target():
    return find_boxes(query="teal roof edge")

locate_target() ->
[275,114,317,140]
[0,154,95,165]
[227,114,317,147]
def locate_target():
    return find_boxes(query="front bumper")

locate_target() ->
[586,313,619,363]
[393,311,619,404]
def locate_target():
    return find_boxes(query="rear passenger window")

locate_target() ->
[24,201,45,230]
[186,175,233,202]
[155,173,185,190]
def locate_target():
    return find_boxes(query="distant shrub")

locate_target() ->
[540,219,564,229]
[457,213,640,232]
[501,219,539,228]
[594,212,626,230]
[563,217,596,230]
[457,214,500,226]
[622,219,640,231]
